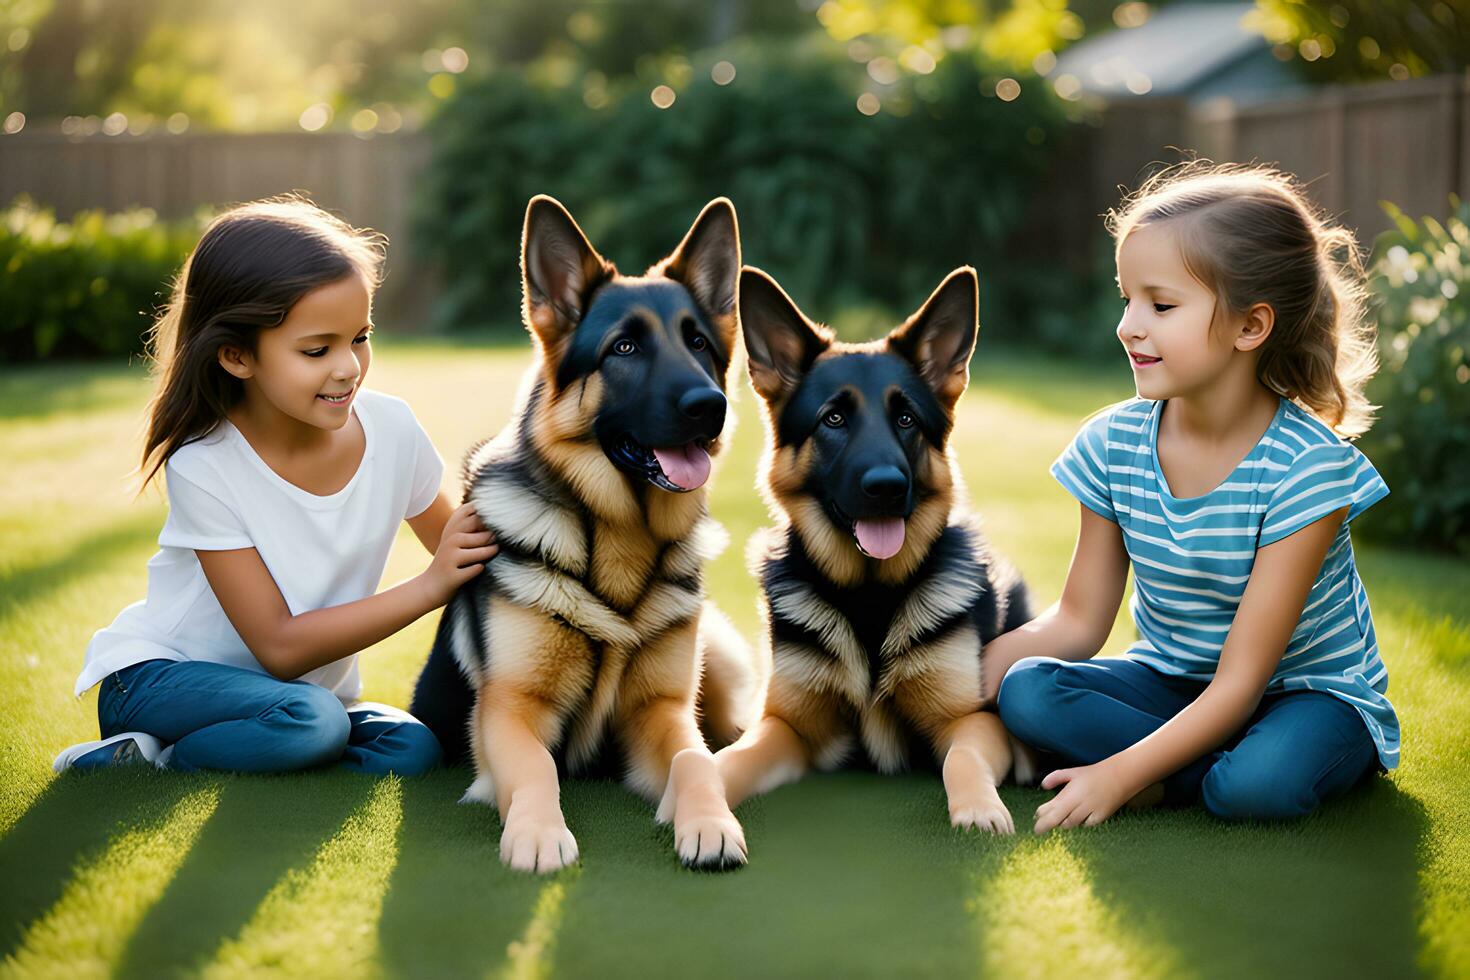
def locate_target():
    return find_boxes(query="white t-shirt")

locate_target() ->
[74,388,445,699]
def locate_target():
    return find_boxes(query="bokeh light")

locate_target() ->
[856,92,880,115]
[996,77,1021,102]
[650,85,676,109]
[441,47,469,73]
[711,60,736,86]
[899,45,936,75]
[866,57,898,85]
[299,103,332,131]
[1112,2,1152,29]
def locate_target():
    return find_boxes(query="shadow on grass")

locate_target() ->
[547,772,1012,978]
[0,363,145,422]
[0,511,161,621]
[376,768,551,979]
[0,768,209,961]
[110,771,377,978]
[1069,777,1427,978]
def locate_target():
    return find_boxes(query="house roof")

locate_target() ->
[1050,2,1287,101]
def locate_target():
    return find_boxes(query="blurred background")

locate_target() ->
[0,0,1467,553]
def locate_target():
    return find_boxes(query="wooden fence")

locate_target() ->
[2,71,1467,326]
[0,131,436,327]
[1187,72,1469,240]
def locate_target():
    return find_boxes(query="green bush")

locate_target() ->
[0,197,198,362]
[414,36,1068,340]
[1357,200,1470,556]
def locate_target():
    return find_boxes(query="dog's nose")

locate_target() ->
[860,466,909,506]
[678,388,727,424]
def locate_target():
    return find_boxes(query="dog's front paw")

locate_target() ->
[500,801,579,874]
[666,748,747,869]
[948,787,1016,835]
[675,809,748,869]
[459,773,496,806]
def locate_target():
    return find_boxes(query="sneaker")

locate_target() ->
[53,732,166,772]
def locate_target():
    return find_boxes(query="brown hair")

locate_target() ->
[1106,161,1378,438]
[139,194,387,489]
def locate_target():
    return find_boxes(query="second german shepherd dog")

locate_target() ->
[714,265,1036,838]
[411,196,764,872]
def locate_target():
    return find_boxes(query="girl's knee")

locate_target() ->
[266,684,351,768]
[1201,758,1316,821]
[345,722,443,776]
[384,724,442,776]
[996,657,1066,742]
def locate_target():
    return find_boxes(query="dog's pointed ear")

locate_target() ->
[740,267,831,402]
[659,198,741,325]
[886,266,979,409]
[521,195,614,353]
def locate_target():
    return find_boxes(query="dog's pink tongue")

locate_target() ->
[652,444,712,490]
[853,518,905,560]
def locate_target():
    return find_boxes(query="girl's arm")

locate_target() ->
[980,504,1131,705]
[406,491,464,555]
[1033,505,1349,833]
[196,502,497,681]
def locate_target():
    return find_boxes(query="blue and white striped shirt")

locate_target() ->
[1051,397,1399,769]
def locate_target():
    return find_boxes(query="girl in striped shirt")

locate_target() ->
[984,162,1396,831]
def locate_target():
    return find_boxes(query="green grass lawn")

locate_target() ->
[2,341,1467,979]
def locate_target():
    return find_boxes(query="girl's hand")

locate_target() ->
[418,503,498,607]
[1033,760,1133,833]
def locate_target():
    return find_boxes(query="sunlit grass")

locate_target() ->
[973,834,1183,980]
[2,785,220,979]
[0,341,1466,978]
[203,778,403,978]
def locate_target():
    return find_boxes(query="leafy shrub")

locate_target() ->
[1357,200,1470,556]
[414,36,1068,340]
[0,197,198,361]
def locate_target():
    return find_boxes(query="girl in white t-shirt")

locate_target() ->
[54,194,498,775]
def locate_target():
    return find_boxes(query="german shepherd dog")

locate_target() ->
[410,196,764,872]
[713,265,1035,837]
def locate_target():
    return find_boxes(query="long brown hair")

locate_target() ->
[1107,161,1378,438]
[139,194,387,489]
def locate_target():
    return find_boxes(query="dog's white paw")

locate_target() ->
[1010,738,1041,787]
[500,813,579,874]
[459,773,496,806]
[655,777,677,825]
[949,790,1016,835]
[675,810,748,869]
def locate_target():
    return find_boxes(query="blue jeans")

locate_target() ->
[97,659,442,776]
[997,657,1379,821]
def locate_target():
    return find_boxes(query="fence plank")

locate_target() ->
[3,73,1467,324]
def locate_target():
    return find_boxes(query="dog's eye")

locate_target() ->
[689,334,707,352]
[612,338,637,356]
[823,411,845,428]
[896,411,915,429]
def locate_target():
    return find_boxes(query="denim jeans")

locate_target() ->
[997,656,1379,820]
[97,659,442,776]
